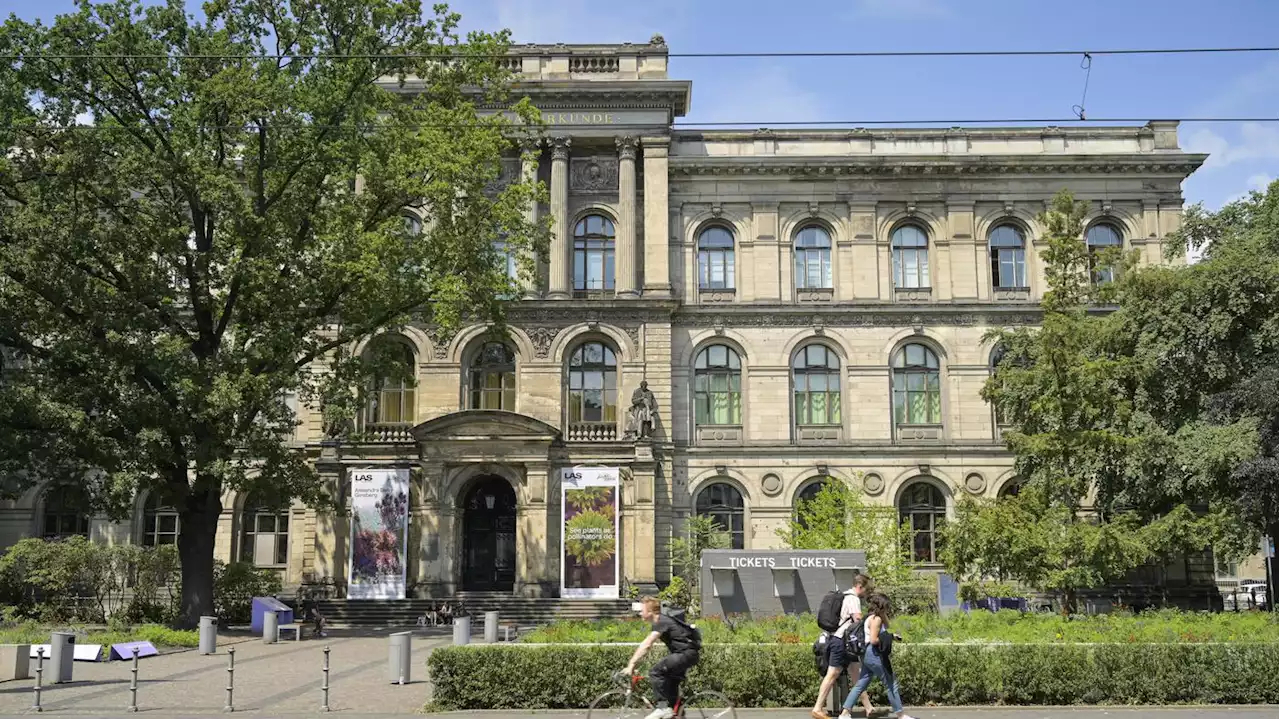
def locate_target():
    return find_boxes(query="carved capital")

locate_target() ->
[518,136,543,153]
[615,135,638,161]
[526,326,560,359]
[550,136,571,162]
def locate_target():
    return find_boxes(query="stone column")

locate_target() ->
[518,462,552,597]
[314,447,347,587]
[547,136,572,299]
[520,138,542,299]
[641,137,671,297]
[627,459,658,594]
[615,136,639,297]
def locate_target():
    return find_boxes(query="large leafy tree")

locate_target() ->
[952,190,1241,613]
[1107,182,1278,594]
[0,0,546,626]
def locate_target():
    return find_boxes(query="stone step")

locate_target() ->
[306,597,636,627]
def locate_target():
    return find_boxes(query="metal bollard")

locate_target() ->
[31,648,44,713]
[319,646,331,712]
[224,647,235,713]
[127,647,139,712]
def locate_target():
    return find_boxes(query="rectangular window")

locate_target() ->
[995,248,1027,288]
[795,249,832,289]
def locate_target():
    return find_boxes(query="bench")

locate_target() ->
[277,624,303,642]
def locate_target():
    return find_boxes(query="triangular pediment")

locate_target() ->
[411,410,560,442]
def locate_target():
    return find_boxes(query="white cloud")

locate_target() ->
[1182,122,1279,171]
[847,0,952,19]
[1245,173,1276,191]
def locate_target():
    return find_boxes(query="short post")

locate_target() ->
[483,611,499,644]
[223,646,235,713]
[127,646,140,712]
[31,648,44,713]
[319,646,331,712]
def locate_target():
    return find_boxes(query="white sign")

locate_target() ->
[30,644,103,662]
[347,467,410,600]
[560,467,621,599]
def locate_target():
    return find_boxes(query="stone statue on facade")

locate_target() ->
[624,380,658,440]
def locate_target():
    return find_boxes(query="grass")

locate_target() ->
[0,622,200,649]
[520,608,1279,645]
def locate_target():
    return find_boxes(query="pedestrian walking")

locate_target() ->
[839,593,916,719]
[812,574,875,718]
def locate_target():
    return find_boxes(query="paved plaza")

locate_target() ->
[0,629,451,715]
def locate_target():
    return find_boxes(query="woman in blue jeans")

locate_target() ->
[839,593,917,719]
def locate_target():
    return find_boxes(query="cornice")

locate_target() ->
[671,304,1048,328]
[668,154,1206,179]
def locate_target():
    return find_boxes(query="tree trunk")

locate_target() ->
[176,490,223,629]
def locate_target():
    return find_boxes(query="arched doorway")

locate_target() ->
[461,476,517,592]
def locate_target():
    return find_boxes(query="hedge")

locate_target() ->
[426,642,1279,710]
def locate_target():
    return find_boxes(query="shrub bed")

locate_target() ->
[427,642,1278,710]
[519,609,1277,645]
[0,622,199,649]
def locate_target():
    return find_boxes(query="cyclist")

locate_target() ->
[623,596,701,719]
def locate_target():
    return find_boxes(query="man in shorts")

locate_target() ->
[624,596,701,719]
[811,574,875,718]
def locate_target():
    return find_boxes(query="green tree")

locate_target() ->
[667,514,729,615]
[0,0,547,626]
[970,189,1233,613]
[777,476,915,592]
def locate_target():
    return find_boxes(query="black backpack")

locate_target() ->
[661,607,702,652]
[812,634,829,676]
[816,590,844,633]
[845,616,867,657]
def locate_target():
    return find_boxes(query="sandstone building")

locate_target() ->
[1,38,1224,599]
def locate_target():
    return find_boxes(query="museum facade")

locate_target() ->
[0,38,1217,598]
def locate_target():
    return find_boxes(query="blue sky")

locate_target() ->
[8,0,1278,209]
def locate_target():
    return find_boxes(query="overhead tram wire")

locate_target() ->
[4,117,1278,133]
[2,46,1277,61]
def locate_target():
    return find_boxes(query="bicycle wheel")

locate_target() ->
[680,690,737,719]
[587,688,653,719]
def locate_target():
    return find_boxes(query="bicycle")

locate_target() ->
[587,671,736,719]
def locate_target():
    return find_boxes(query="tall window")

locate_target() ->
[696,482,745,550]
[1086,223,1122,285]
[567,342,617,424]
[793,225,832,289]
[41,483,91,539]
[697,226,736,290]
[402,213,423,237]
[573,214,615,293]
[893,343,942,426]
[990,345,1010,427]
[469,342,517,410]
[792,345,841,426]
[694,345,742,426]
[364,340,416,425]
[142,494,180,547]
[892,225,930,289]
[240,498,289,567]
[989,224,1027,289]
[899,482,946,563]
[493,238,519,283]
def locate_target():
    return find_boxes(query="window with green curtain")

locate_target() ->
[469,341,517,410]
[892,343,941,425]
[694,344,742,426]
[792,344,841,426]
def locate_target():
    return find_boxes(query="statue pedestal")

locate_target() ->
[634,441,653,462]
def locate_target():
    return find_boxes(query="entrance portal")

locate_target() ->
[461,476,517,592]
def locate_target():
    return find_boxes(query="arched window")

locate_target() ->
[142,494,180,547]
[696,482,745,550]
[892,225,930,289]
[364,340,416,426]
[41,483,91,540]
[988,224,1027,289]
[697,226,736,291]
[793,345,841,426]
[1086,223,1122,285]
[573,214,616,293]
[240,496,289,567]
[567,341,618,430]
[899,481,946,563]
[469,342,517,410]
[998,477,1024,499]
[793,226,832,290]
[892,343,941,427]
[402,213,423,237]
[694,345,742,426]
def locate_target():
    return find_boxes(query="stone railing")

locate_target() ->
[569,56,620,73]
[567,422,618,442]
[360,422,415,443]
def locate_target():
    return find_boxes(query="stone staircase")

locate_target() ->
[310,591,636,628]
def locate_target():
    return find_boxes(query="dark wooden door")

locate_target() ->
[461,477,517,592]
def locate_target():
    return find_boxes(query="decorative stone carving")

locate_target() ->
[964,473,987,495]
[672,309,1042,328]
[669,159,1203,177]
[862,473,885,496]
[550,136,571,162]
[527,326,559,359]
[623,325,641,350]
[615,135,638,161]
[698,289,735,304]
[623,380,657,440]
[760,473,783,497]
[894,287,933,303]
[425,326,456,360]
[569,156,619,192]
[483,158,521,196]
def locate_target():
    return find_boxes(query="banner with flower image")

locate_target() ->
[347,467,409,599]
[560,467,620,599]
